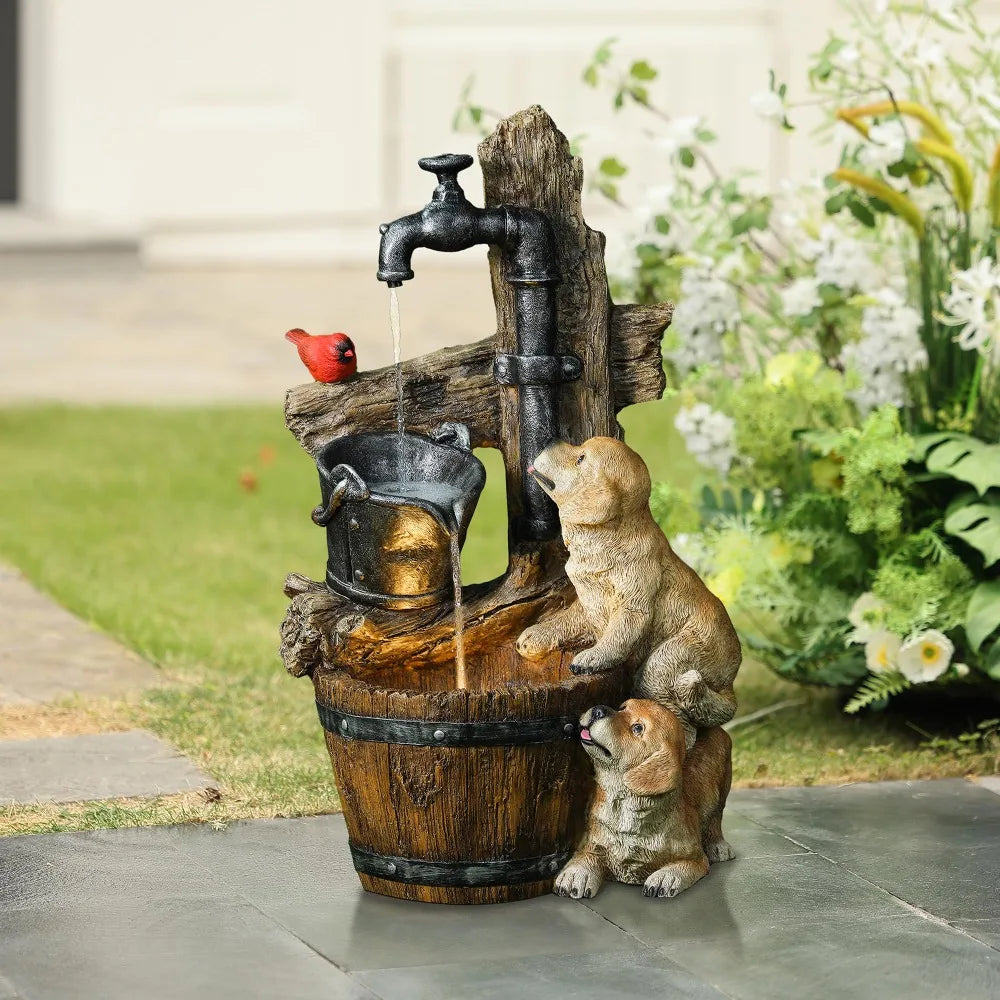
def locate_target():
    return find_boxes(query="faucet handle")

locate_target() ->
[418,154,474,203]
[418,153,474,179]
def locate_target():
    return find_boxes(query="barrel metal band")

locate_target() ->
[317,701,578,747]
[350,842,569,887]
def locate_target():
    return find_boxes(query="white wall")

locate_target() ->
[19,0,844,263]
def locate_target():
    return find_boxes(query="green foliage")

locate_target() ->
[944,492,1000,568]
[967,581,1000,654]
[918,719,1000,761]
[844,672,911,714]
[913,433,1000,496]
[726,356,853,492]
[836,407,913,539]
[649,482,701,538]
[871,537,974,637]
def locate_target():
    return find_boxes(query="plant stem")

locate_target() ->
[965,351,985,424]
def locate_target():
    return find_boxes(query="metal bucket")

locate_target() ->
[311,422,486,609]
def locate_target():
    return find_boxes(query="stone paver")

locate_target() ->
[0,730,214,805]
[1,779,998,1000]
[0,251,492,404]
[0,564,160,706]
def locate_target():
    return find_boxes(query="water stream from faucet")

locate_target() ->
[449,531,467,690]
[389,287,405,443]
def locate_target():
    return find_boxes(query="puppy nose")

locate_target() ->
[589,705,615,721]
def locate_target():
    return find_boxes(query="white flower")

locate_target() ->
[859,120,909,172]
[803,224,879,292]
[668,261,740,374]
[674,403,736,475]
[848,593,887,643]
[897,630,954,683]
[859,290,927,372]
[940,258,1000,354]
[750,90,784,122]
[841,289,926,414]
[833,42,861,69]
[865,630,902,674]
[897,31,945,68]
[656,116,702,157]
[781,277,823,318]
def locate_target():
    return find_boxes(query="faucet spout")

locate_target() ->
[376,152,574,544]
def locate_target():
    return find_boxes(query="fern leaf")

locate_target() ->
[844,671,911,714]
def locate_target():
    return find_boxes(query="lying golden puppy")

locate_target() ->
[518,436,742,742]
[554,699,734,899]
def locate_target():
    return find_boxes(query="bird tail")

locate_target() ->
[284,328,309,345]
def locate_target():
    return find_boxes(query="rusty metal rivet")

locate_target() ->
[354,569,365,581]
[340,719,349,734]
[563,723,575,735]
[349,518,359,530]
[386,862,397,874]
[433,729,445,742]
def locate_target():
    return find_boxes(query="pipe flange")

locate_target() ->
[494,353,582,386]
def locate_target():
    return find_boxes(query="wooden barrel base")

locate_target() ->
[313,644,627,904]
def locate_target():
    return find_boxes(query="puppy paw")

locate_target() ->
[569,647,616,675]
[643,870,682,899]
[516,625,558,661]
[706,839,735,864]
[553,863,603,900]
[642,864,699,899]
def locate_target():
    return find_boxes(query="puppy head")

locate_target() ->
[578,699,687,797]
[528,437,651,526]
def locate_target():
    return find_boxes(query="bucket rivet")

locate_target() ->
[340,719,349,733]
[354,569,365,581]
[563,723,575,735]
[386,862,397,874]
[433,729,445,742]
[349,518,359,530]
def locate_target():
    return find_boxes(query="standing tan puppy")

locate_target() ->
[555,699,734,899]
[517,437,741,743]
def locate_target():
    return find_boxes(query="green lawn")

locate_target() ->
[0,400,995,836]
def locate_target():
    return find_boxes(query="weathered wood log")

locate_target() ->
[280,106,671,679]
[284,299,670,459]
[313,652,628,903]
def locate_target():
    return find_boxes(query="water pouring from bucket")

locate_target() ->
[311,422,483,689]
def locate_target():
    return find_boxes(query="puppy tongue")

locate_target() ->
[579,727,591,741]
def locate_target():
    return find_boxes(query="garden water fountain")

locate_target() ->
[281,107,673,903]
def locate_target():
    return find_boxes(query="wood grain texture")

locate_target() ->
[315,653,627,904]
[280,106,671,681]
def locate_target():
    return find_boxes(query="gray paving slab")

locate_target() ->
[2,782,999,1000]
[356,948,728,1000]
[0,730,213,805]
[0,564,160,705]
[729,780,1000,922]
[0,897,374,1000]
[953,918,1000,950]
[170,813,644,972]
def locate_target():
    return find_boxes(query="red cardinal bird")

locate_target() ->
[285,329,358,383]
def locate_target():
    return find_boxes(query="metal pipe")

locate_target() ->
[376,153,573,543]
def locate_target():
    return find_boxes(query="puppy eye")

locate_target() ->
[631,723,644,736]
[576,453,585,465]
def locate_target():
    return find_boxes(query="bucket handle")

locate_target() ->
[311,463,369,526]
[429,421,472,452]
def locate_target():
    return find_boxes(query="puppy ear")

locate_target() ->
[560,490,619,526]
[623,749,680,796]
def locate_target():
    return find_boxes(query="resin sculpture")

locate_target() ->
[281,107,673,903]
[555,700,734,900]
[518,436,742,748]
